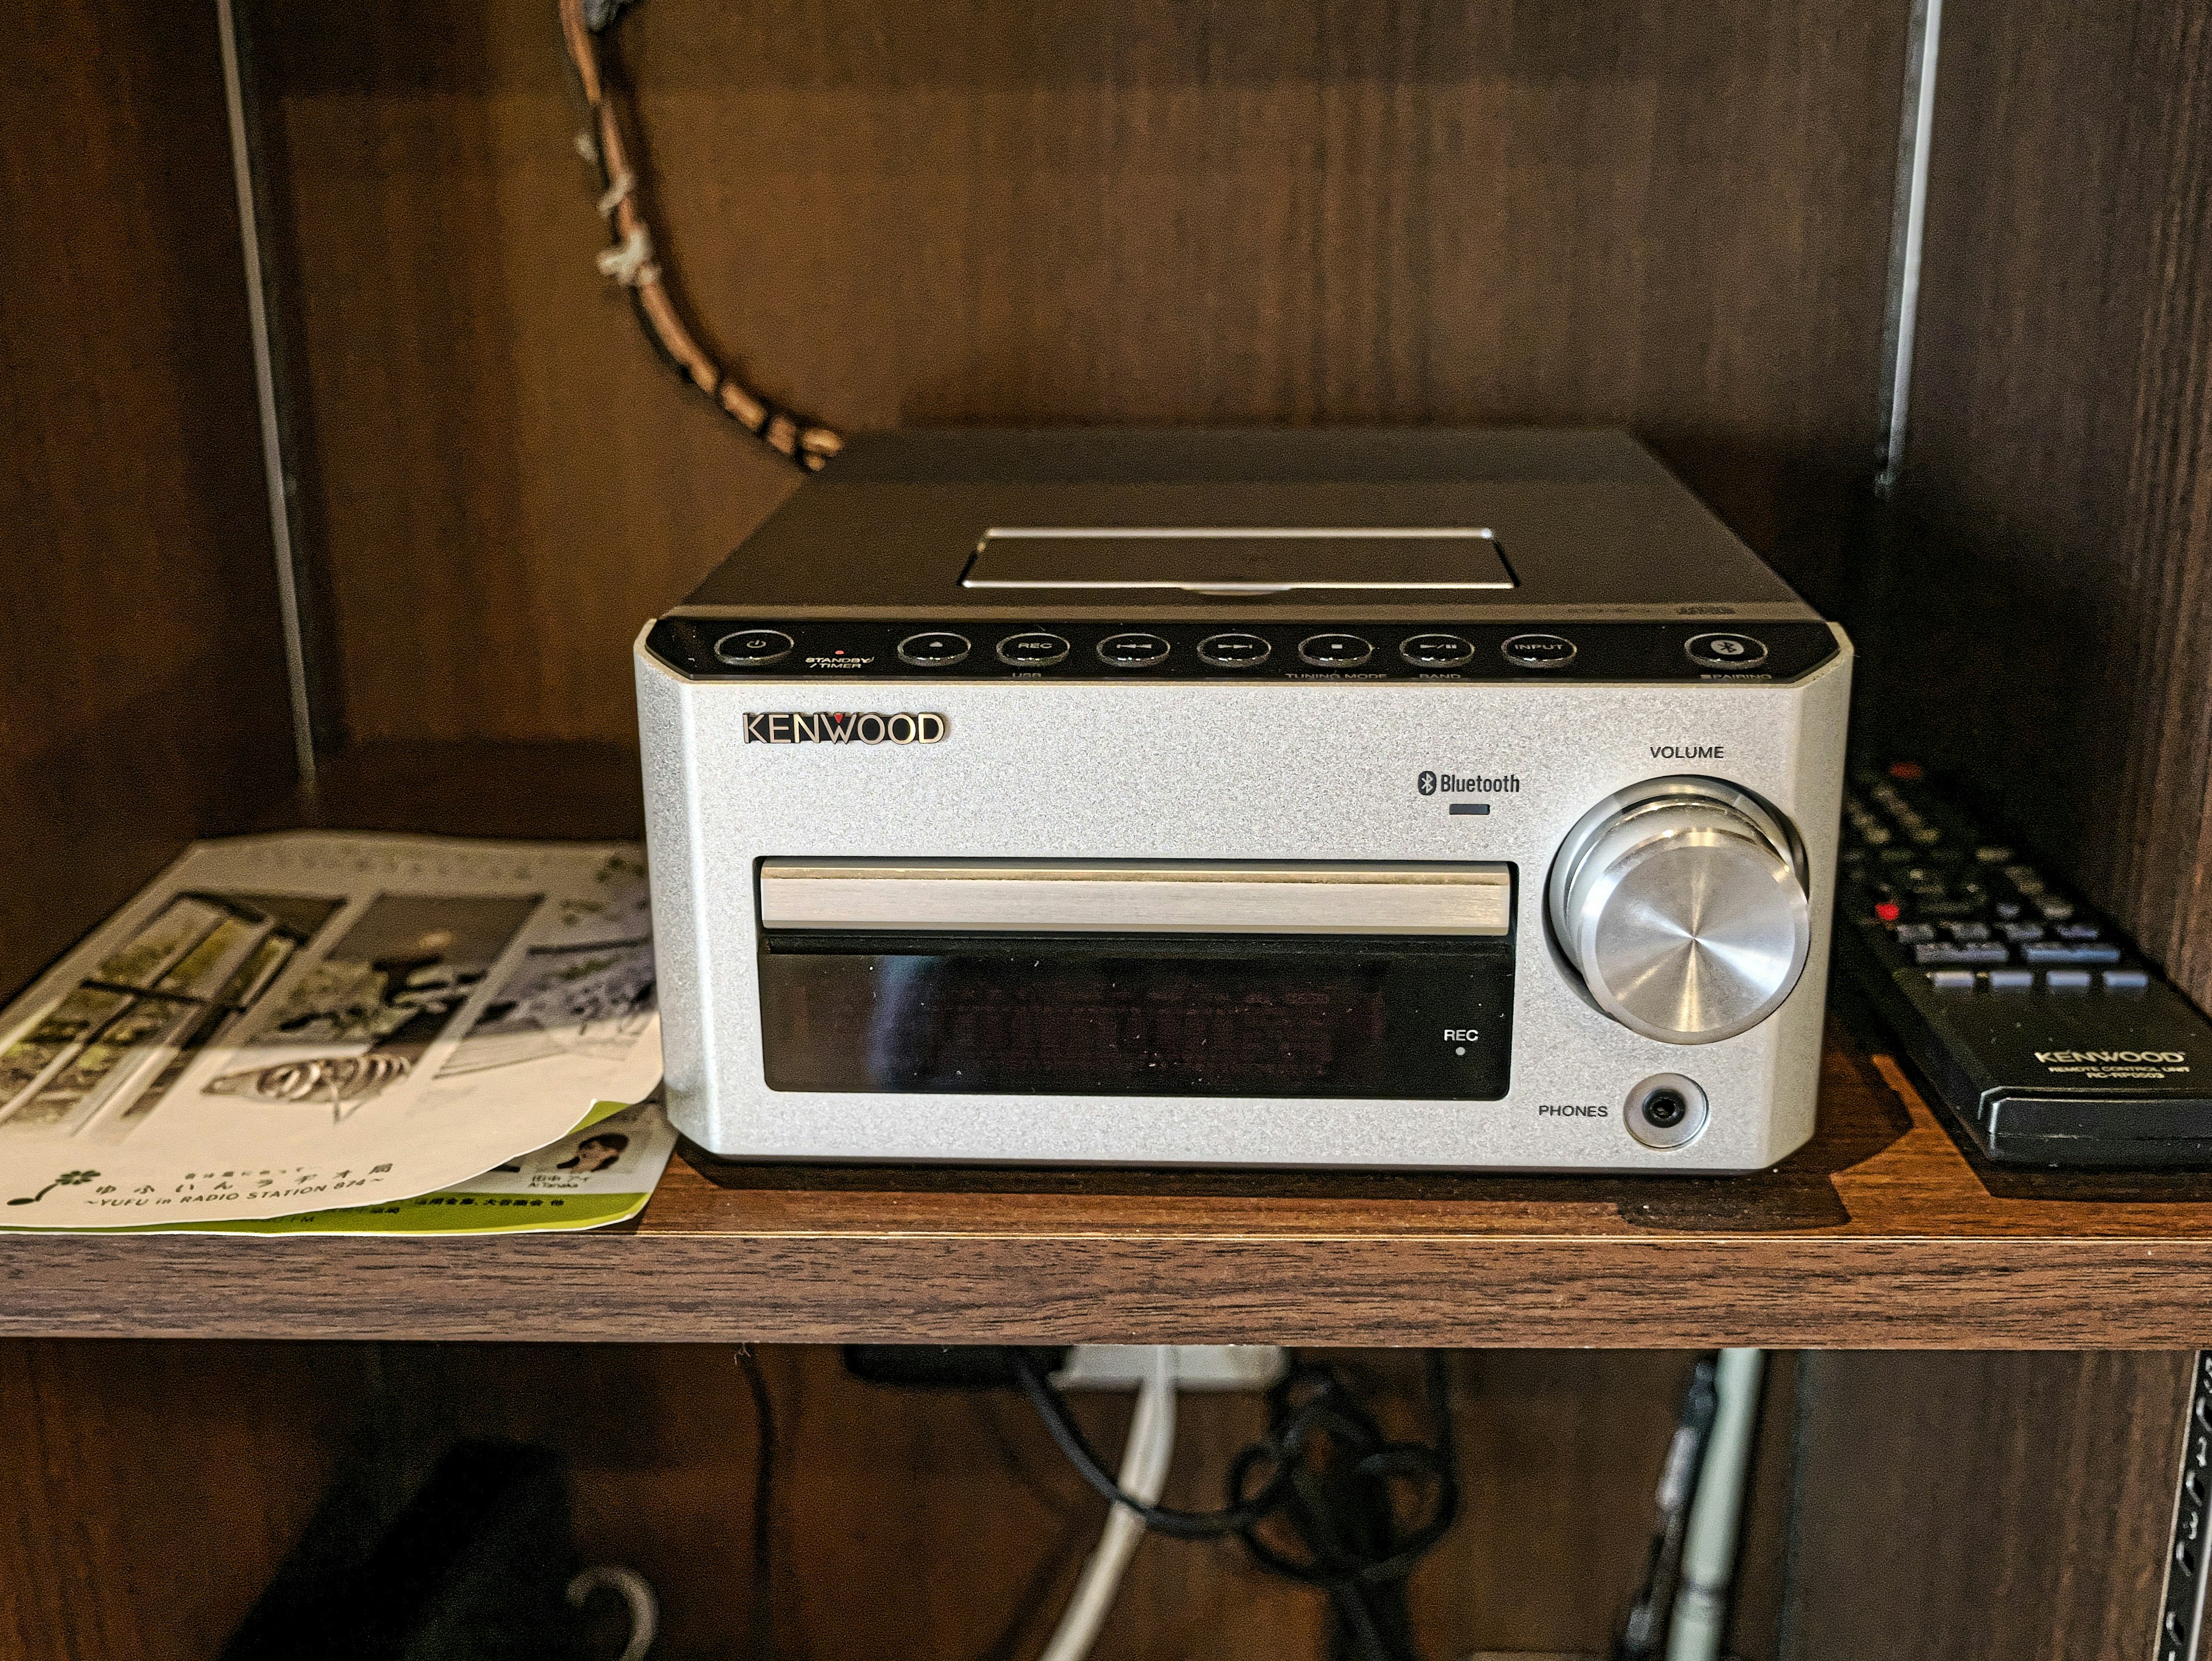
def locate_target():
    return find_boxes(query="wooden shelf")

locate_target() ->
[7,741,2212,1349]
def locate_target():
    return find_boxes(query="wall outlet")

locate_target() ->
[1051,1345,1288,1391]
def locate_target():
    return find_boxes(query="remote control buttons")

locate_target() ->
[1399,633,1475,668]
[1685,631,1770,671]
[1502,633,1577,670]
[1198,632,1271,668]
[1096,632,1171,669]
[897,631,972,668]
[1297,633,1374,668]
[996,630,1070,668]
[714,628,795,667]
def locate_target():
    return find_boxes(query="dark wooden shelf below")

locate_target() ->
[7,741,2210,1348]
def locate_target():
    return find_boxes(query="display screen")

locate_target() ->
[759,933,1513,1099]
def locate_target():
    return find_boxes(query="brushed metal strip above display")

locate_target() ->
[757,858,1514,934]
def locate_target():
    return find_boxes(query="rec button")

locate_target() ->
[713,628,794,667]
[1501,633,1577,670]
[997,630,1070,668]
[1685,631,1769,671]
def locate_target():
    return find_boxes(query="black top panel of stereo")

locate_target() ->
[674,430,1823,619]
[647,618,1839,683]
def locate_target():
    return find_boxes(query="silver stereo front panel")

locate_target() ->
[638,638,1851,1172]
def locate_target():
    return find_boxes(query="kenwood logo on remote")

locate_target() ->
[2035,1049,2187,1065]
[744,712,948,744]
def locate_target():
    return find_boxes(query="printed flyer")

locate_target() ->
[0,834,661,1228]
[115,1097,680,1236]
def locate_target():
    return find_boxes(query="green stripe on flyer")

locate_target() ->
[566,1098,637,1135]
[123,1189,652,1235]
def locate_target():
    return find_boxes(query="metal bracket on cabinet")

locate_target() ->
[2158,1352,2212,1660]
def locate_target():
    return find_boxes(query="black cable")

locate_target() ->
[734,1348,776,1661]
[1011,1350,1459,1661]
[1614,1353,1721,1661]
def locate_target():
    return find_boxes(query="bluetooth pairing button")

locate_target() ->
[1685,631,1770,671]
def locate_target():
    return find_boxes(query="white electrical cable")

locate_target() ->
[1665,1348,1767,1661]
[1037,1345,1179,1661]
[567,1564,659,1661]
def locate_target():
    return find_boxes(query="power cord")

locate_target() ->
[556,0,843,472]
[1011,1350,1459,1661]
[1613,1353,1720,1661]
[1038,1345,1179,1661]
[735,1349,777,1661]
[567,1565,658,1660]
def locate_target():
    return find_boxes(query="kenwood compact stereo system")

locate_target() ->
[636,429,1851,1172]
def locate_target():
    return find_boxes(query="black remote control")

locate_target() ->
[1836,762,2212,1165]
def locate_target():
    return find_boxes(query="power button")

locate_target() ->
[714,628,795,667]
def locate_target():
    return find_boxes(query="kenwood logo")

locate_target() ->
[745,712,947,745]
[2035,1050,2187,1064]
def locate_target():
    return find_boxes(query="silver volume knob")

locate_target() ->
[1548,777,1811,1044]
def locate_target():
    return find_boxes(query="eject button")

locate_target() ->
[897,631,972,668]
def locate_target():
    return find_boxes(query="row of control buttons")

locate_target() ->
[902,629,1386,672]
[1928,967,2150,993]
[711,626,1772,672]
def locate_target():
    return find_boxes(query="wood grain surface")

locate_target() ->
[1851,0,2212,1010]
[249,0,1910,746]
[0,0,298,1007]
[368,1344,1727,1661]
[14,741,2212,1348]
[0,1340,373,1661]
[0,1334,1772,1659]
[1780,1350,2192,1660]
[11,1034,2212,1347]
